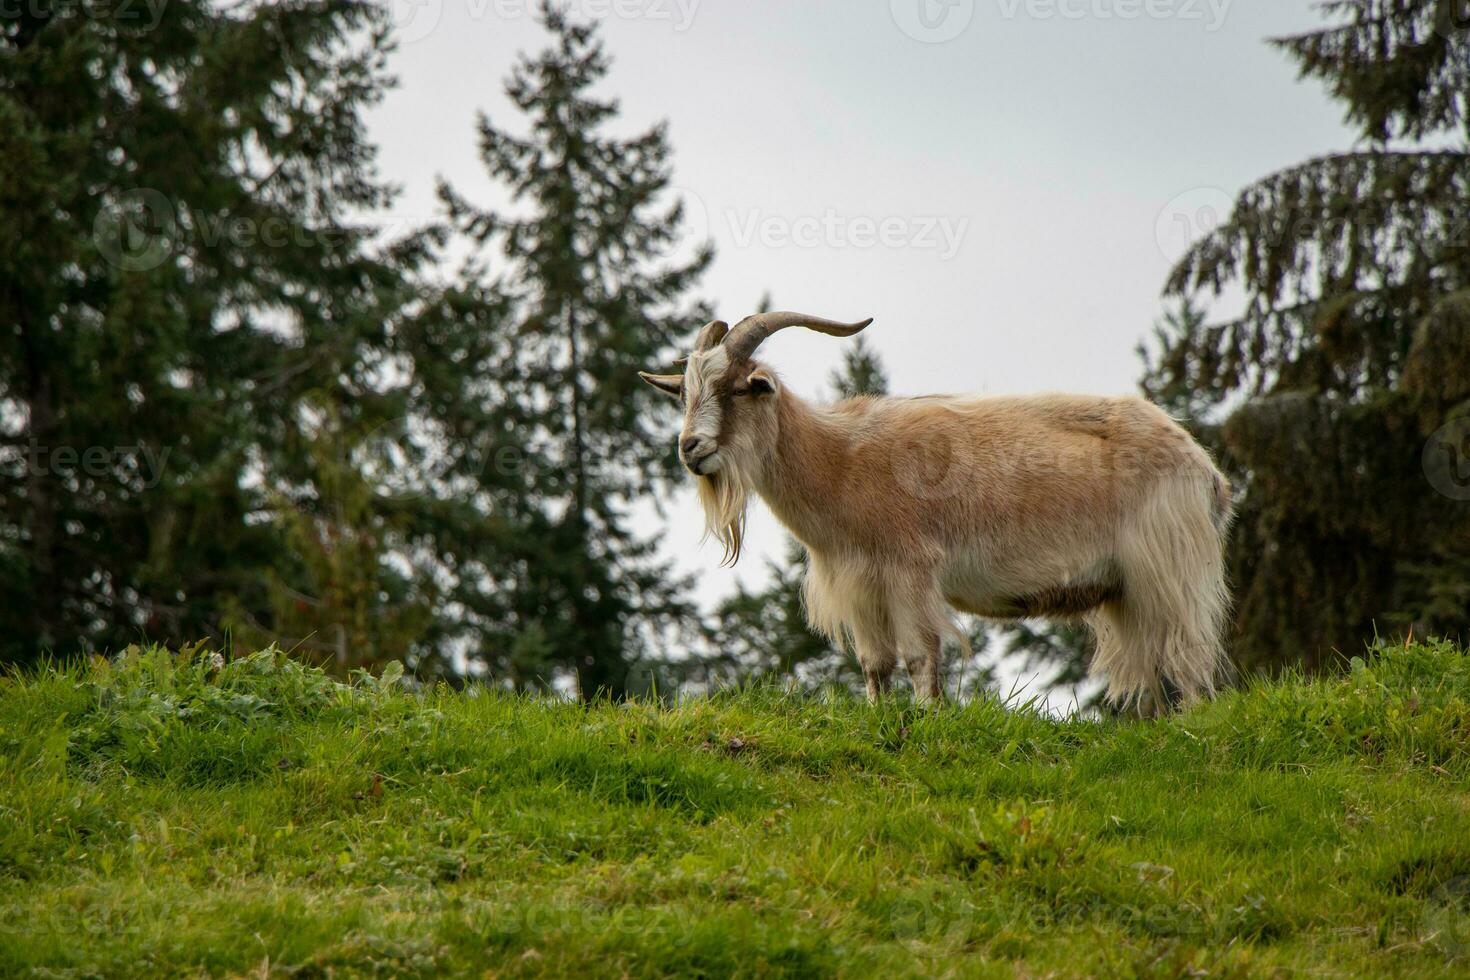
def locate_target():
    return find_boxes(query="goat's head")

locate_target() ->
[639,311,872,564]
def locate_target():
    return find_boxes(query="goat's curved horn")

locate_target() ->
[675,319,730,366]
[692,319,730,352]
[723,311,873,363]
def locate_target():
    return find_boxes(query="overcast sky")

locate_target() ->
[367,0,1353,615]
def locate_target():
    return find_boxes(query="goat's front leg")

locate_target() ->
[863,667,893,703]
[853,633,897,703]
[902,630,944,705]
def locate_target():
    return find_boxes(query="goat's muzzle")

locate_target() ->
[680,435,717,475]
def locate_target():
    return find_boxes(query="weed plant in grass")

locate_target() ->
[2,641,1469,977]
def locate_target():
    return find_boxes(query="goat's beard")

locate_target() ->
[695,457,752,567]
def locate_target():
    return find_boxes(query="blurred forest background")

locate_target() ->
[2,0,1468,697]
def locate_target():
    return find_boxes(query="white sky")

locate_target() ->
[367,1,1354,687]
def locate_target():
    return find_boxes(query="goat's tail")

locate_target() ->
[1089,470,1232,715]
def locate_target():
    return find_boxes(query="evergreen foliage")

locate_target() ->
[430,5,712,696]
[0,0,421,670]
[0,4,710,691]
[1142,0,1470,672]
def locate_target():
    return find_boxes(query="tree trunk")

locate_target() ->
[564,297,587,528]
[15,298,62,656]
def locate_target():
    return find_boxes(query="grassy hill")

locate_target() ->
[2,642,1469,978]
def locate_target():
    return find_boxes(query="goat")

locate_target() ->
[640,312,1233,713]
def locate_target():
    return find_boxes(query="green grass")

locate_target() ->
[3,642,1470,978]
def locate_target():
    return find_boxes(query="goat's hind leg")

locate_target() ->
[1109,474,1232,714]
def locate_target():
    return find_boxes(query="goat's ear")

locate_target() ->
[639,372,683,399]
[746,369,776,396]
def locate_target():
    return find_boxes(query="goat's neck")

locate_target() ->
[754,390,855,551]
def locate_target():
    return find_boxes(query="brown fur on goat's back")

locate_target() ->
[760,389,1218,554]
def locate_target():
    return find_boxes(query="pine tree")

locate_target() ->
[829,337,890,399]
[0,1,425,667]
[222,400,434,675]
[432,5,711,696]
[1142,0,1470,672]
